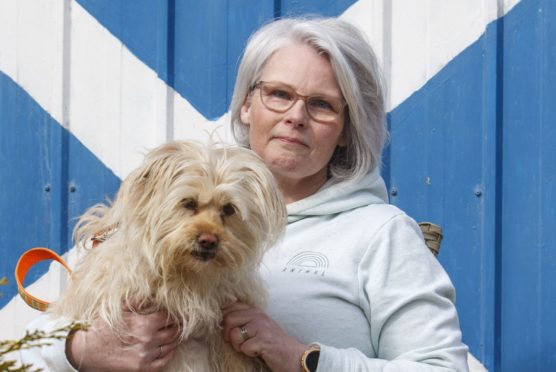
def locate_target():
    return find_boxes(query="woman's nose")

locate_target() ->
[284,99,309,127]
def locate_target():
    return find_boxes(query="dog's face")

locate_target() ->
[113,141,286,279]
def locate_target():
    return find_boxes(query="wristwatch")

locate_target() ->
[301,344,321,372]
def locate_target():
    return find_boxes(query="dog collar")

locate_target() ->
[91,224,118,247]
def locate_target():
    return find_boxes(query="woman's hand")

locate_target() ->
[222,302,308,372]
[66,309,180,372]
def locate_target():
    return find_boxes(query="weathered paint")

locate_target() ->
[499,0,556,369]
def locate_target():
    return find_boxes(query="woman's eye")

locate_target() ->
[221,203,236,217]
[269,89,292,100]
[182,199,198,211]
[310,98,334,111]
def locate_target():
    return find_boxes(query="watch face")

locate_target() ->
[305,350,320,371]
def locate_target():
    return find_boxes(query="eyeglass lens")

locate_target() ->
[258,82,344,123]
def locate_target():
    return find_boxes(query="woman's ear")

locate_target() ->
[240,97,252,126]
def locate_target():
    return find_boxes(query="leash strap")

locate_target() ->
[15,247,72,311]
[15,225,117,311]
[14,225,118,311]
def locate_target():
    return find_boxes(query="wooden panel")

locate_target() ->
[387,23,499,369]
[500,0,556,370]
[0,72,64,291]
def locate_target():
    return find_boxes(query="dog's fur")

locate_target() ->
[50,140,287,371]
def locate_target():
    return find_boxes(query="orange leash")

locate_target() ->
[15,247,72,311]
[15,225,117,311]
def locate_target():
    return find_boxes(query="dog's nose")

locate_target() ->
[197,232,219,250]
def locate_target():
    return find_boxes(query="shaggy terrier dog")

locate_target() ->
[50,140,287,371]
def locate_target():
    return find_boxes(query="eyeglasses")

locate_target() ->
[254,81,346,123]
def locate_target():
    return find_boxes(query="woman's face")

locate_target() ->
[240,43,346,198]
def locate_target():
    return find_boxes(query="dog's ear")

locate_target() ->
[113,141,196,222]
[226,147,288,249]
[111,163,153,223]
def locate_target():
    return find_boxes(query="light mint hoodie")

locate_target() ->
[262,168,469,371]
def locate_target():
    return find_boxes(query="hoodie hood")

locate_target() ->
[287,167,388,223]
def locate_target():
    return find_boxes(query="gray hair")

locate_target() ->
[230,17,387,181]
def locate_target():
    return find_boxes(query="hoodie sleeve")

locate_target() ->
[314,213,469,372]
[20,314,78,372]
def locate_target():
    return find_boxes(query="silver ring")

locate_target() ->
[239,326,250,342]
[158,345,163,359]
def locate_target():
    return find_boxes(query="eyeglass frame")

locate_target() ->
[251,81,347,124]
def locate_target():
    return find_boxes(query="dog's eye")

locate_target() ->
[221,203,236,217]
[182,199,198,211]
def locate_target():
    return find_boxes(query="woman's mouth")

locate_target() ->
[274,136,307,147]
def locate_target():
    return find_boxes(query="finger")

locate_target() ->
[238,324,256,344]
[144,341,171,365]
[156,324,181,345]
[221,301,252,315]
[118,314,178,349]
[239,337,262,358]
[144,310,177,329]
[126,311,177,337]
[228,327,244,352]
[229,324,257,352]
[149,342,179,371]
[222,310,259,340]
[149,352,176,372]
[160,338,180,359]
[222,305,256,327]
[223,319,250,344]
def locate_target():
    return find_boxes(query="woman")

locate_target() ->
[24,17,468,371]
